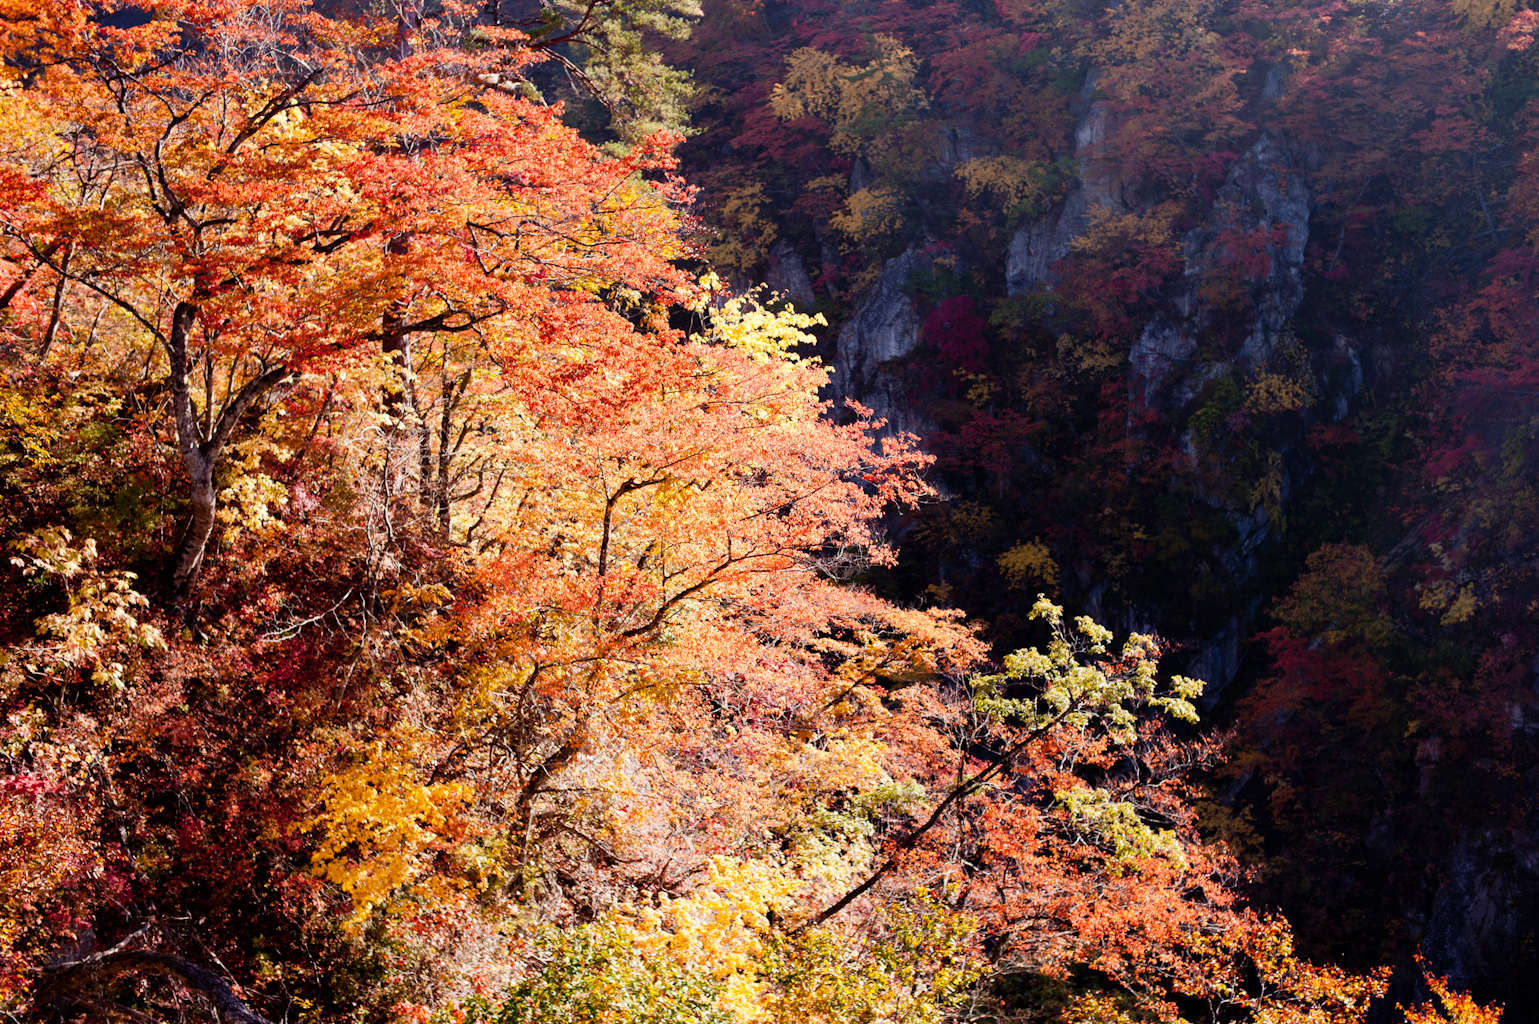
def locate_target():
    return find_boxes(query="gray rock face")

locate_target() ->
[1422,826,1539,996]
[1006,189,1091,296]
[849,157,876,195]
[1128,320,1202,411]
[833,249,929,395]
[1130,131,1312,409]
[1005,86,1120,295]
[763,240,816,311]
[829,248,935,434]
[1332,332,1364,422]
[854,124,988,195]
[1114,133,1318,703]
[1184,593,1266,713]
[845,370,936,438]
[932,123,987,180]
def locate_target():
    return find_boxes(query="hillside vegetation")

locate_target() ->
[0,0,1534,1022]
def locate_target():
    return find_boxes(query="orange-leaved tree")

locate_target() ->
[0,0,692,605]
[0,2,996,1016]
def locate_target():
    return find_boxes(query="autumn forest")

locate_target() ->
[2,0,1538,1020]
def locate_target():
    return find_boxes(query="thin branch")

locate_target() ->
[800,704,1081,931]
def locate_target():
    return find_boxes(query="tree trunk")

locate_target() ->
[170,449,219,604]
[168,302,211,603]
[35,949,274,1024]
[167,301,290,606]
[381,233,415,423]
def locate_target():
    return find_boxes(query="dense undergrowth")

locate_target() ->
[1,0,1537,1022]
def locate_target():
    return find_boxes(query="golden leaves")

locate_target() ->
[1273,543,1395,647]
[1070,204,1182,260]
[998,538,1060,590]
[301,733,475,933]
[1185,915,1391,1024]
[705,182,780,272]
[1245,334,1319,415]
[1401,958,1504,1023]
[695,286,826,367]
[1450,0,1520,31]
[955,155,1052,215]
[770,37,929,159]
[828,184,908,248]
[1084,0,1223,68]
[1245,371,1312,414]
[6,527,163,688]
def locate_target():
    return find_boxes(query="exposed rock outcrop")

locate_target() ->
[829,248,936,436]
[931,123,987,180]
[763,239,816,310]
[1006,82,1120,295]
[1006,190,1091,296]
[1418,824,1539,1012]
[1130,130,1312,409]
[1123,132,1322,703]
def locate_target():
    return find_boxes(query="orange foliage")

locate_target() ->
[1403,958,1504,1024]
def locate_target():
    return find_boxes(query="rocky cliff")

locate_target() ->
[1006,85,1119,296]
[827,247,937,437]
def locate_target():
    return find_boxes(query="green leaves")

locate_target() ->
[537,0,703,145]
[971,596,1203,743]
[460,924,733,1024]
[756,898,983,1024]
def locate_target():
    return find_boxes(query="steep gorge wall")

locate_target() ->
[1124,129,1324,704]
[1006,84,1118,295]
[829,247,938,438]
[696,1,1539,1006]
[821,101,1363,706]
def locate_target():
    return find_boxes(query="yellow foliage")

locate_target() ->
[6,527,163,687]
[697,286,827,365]
[955,155,1050,214]
[1085,0,1222,66]
[1057,786,1186,867]
[1245,371,1312,414]
[302,734,474,932]
[755,898,983,1024]
[770,37,929,158]
[1057,333,1126,376]
[1245,332,1317,417]
[998,538,1060,590]
[1186,915,1390,1024]
[1420,579,1455,613]
[1253,449,1286,526]
[974,596,1206,742]
[1401,959,1504,1023]
[828,184,908,247]
[774,733,892,800]
[627,856,802,1021]
[960,373,999,406]
[707,182,780,272]
[923,499,994,546]
[609,877,980,1024]
[1070,204,1181,258]
[804,174,848,194]
[1062,994,1152,1024]
[0,388,60,470]
[1450,0,1518,30]
[1418,571,1480,625]
[770,47,846,126]
[1442,584,1477,626]
[217,431,292,540]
